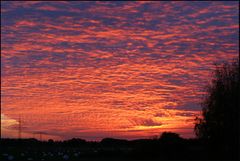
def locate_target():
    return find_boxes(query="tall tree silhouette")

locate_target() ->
[194,59,239,158]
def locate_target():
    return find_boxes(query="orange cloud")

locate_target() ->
[1,1,238,140]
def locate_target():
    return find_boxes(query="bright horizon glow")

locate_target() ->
[1,1,239,141]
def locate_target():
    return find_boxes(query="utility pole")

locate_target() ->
[40,133,42,141]
[18,115,22,139]
[39,132,44,141]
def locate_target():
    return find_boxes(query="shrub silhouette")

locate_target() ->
[63,138,86,147]
[194,59,239,158]
[160,132,181,141]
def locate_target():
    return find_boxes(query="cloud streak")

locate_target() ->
[1,1,239,140]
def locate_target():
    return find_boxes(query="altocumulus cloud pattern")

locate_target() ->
[1,1,239,140]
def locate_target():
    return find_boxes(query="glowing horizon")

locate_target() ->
[1,1,239,141]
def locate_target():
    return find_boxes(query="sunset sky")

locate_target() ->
[1,1,239,141]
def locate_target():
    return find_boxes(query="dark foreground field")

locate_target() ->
[0,136,238,161]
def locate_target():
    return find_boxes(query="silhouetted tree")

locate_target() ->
[100,138,129,147]
[158,132,186,158]
[63,138,86,147]
[160,132,180,140]
[159,132,184,144]
[194,59,239,158]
